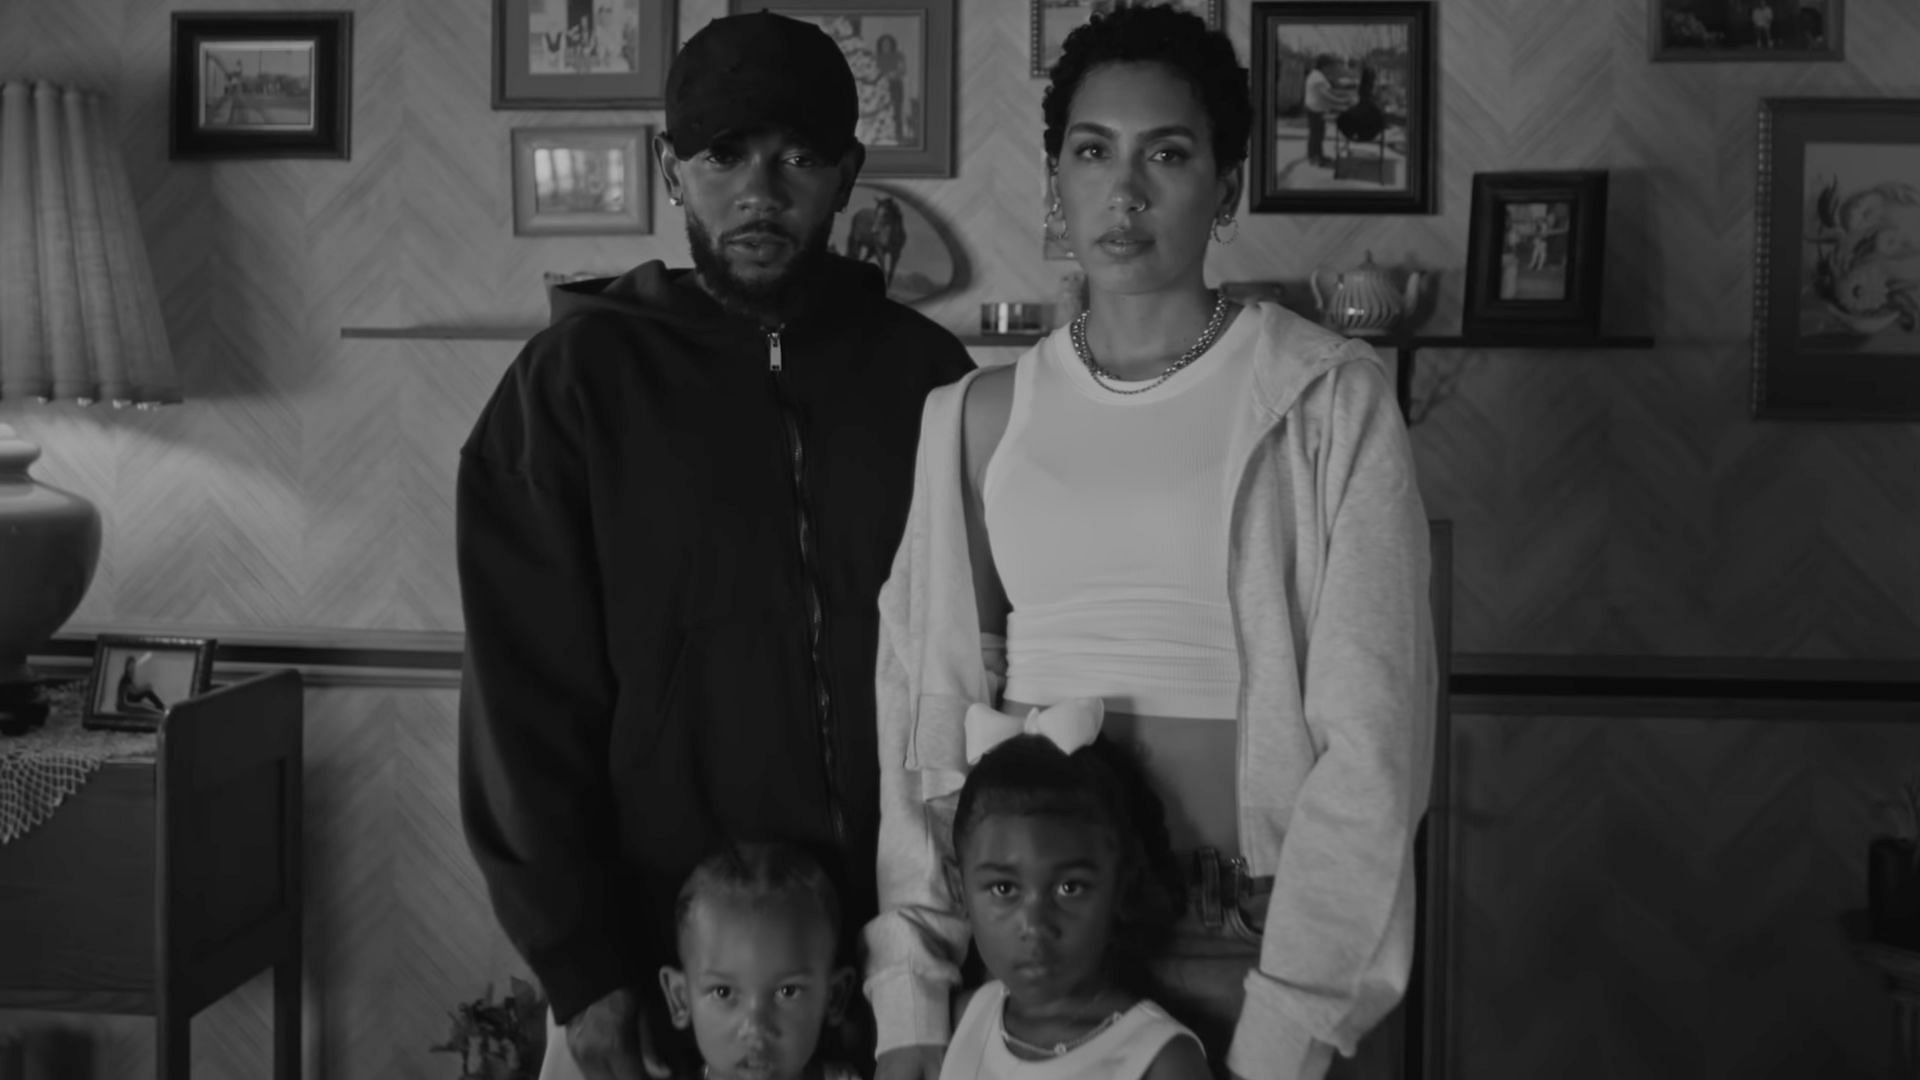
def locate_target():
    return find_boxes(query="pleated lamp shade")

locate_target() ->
[0,80,179,407]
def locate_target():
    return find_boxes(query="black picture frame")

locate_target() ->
[735,0,957,178]
[1649,0,1844,63]
[1029,0,1222,79]
[1248,1,1436,216]
[169,11,352,160]
[492,0,678,109]
[1462,170,1609,339]
[82,635,218,732]
[1752,97,1920,421]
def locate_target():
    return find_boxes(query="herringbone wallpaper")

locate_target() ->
[0,0,1916,658]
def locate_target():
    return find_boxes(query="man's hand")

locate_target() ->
[565,986,672,1080]
[874,1044,945,1080]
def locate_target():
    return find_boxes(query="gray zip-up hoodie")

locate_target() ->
[862,303,1436,1078]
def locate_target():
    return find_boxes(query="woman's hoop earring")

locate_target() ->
[1044,201,1069,242]
[1211,215,1239,245]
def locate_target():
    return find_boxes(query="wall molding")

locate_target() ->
[36,624,463,689]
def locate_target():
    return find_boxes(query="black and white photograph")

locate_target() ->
[1030,0,1220,77]
[170,11,352,159]
[525,0,643,75]
[82,635,217,730]
[511,126,652,236]
[1249,2,1435,214]
[790,12,925,150]
[198,41,315,131]
[1650,0,1843,61]
[492,0,674,108]
[1499,201,1573,301]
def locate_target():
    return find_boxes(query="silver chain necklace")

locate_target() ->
[999,998,1125,1059]
[1071,290,1232,395]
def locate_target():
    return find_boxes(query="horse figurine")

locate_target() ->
[845,196,906,287]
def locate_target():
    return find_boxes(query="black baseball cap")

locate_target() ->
[664,10,859,159]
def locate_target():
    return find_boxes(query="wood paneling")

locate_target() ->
[1,0,1919,656]
[1445,702,1920,1080]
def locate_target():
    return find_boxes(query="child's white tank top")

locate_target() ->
[935,980,1200,1080]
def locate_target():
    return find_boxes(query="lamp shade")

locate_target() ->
[0,80,179,406]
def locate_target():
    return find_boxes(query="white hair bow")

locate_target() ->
[962,697,1105,765]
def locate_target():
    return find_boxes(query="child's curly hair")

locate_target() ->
[1041,2,1252,175]
[952,734,1186,995]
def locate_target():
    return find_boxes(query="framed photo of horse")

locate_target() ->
[832,182,964,306]
[1247,1,1436,215]
[169,11,352,159]
[734,0,956,177]
[1751,98,1920,420]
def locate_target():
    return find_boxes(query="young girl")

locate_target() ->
[937,712,1210,1080]
[660,842,862,1080]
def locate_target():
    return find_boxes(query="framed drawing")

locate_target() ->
[732,0,955,177]
[511,126,653,236]
[1650,0,1843,62]
[493,0,677,109]
[1248,1,1436,215]
[1752,98,1920,420]
[169,11,352,160]
[833,182,965,305]
[1029,0,1222,79]
[1462,170,1609,338]
[83,635,218,732]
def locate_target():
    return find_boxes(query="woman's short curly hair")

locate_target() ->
[1042,3,1252,175]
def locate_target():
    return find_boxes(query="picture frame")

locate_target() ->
[1649,0,1843,63]
[492,0,677,109]
[1029,0,1222,79]
[833,181,966,305]
[1751,97,1920,421]
[733,0,956,178]
[83,635,218,732]
[511,125,654,237]
[1462,170,1609,339]
[1248,1,1437,216]
[169,11,352,160]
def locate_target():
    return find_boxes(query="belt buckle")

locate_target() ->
[1194,847,1224,930]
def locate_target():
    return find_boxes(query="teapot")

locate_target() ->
[1309,251,1424,337]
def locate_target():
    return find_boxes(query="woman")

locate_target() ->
[864,7,1435,1080]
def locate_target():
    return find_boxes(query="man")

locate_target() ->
[456,12,974,1080]
[1302,55,1347,170]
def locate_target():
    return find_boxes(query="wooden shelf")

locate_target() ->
[960,333,1044,348]
[340,326,540,341]
[1375,334,1657,423]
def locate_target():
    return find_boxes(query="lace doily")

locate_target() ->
[0,682,157,844]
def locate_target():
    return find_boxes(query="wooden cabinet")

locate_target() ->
[0,670,305,1080]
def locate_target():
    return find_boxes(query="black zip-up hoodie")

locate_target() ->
[456,255,973,1023]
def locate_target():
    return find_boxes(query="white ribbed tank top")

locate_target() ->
[981,307,1256,720]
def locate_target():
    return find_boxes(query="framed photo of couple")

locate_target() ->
[1247,1,1437,215]
[729,0,956,178]
[1751,98,1920,420]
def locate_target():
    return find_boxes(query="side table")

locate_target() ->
[0,668,304,1080]
[1853,915,1920,1079]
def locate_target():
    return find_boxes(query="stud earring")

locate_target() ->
[669,194,684,207]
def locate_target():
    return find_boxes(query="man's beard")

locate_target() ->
[686,211,833,323]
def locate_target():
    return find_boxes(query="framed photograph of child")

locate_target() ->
[1248,1,1437,215]
[510,126,653,236]
[1029,0,1222,79]
[492,0,677,109]
[735,0,956,178]
[169,11,352,160]
[1649,0,1843,63]
[1752,98,1920,420]
[1462,170,1609,339]
[83,635,218,732]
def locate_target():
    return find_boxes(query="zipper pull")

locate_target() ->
[767,330,783,373]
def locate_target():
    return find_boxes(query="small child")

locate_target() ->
[660,842,860,1080]
[938,729,1210,1080]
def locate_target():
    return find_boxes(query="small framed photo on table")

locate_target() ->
[511,125,653,236]
[735,0,956,178]
[1462,170,1609,339]
[169,11,352,160]
[1752,97,1920,420]
[492,0,677,108]
[83,635,218,732]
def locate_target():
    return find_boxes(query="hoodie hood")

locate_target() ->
[546,253,890,331]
